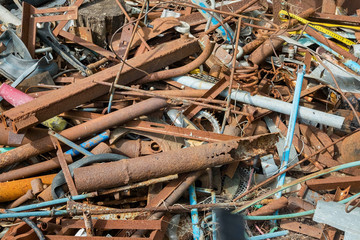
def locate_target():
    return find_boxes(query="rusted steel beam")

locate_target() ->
[313,12,360,24]
[1,37,199,132]
[306,176,360,192]
[73,133,278,193]
[0,98,168,168]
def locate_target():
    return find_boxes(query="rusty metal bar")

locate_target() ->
[0,98,168,168]
[73,133,278,193]
[1,37,199,132]
[50,137,79,196]
[306,176,360,191]
[122,120,238,142]
[58,30,116,59]
[98,175,178,196]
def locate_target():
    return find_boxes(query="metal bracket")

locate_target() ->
[21,2,78,57]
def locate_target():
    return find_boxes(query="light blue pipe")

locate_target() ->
[304,34,360,74]
[65,131,109,157]
[48,130,93,156]
[247,230,289,240]
[189,183,201,240]
[275,66,305,199]
[0,210,68,219]
[8,193,96,212]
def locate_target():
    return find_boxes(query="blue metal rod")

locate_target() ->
[0,210,68,219]
[275,66,305,199]
[8,193,96,212]
[49,130,93,156]
[65,131,109,157]
[189,183,201,240]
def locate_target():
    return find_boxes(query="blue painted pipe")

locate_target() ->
[189,183,201,240]
[49,130,93,156]
[65,131,109,157]
[275,66,305,199]
[8,193,96,212]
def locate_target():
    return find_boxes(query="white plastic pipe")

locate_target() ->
[0,5,21,26]
[173,76,345,129]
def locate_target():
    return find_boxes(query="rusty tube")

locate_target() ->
[135,37,215,84]
[37,186,53,202]
[7,189,34,209]
[249,196,288,216]
[111,139,161,158]
[249,8,315,65]
[0,154,72,182]
[74,134,277,193]
[0,98,168,168]
[31,178,44,196]
[39,222,62,233]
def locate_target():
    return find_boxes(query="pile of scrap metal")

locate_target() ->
[0,0,359,239]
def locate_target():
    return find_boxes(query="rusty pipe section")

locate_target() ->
[249,8,315,65]
[0,154,72,182]
[111,139,162,158]
[135,37,215,84]
[249,196,288,216]
[0,143,110,182]
[74,133,278,193]
[0,98,168,168]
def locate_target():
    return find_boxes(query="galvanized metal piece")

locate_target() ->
[313,201,360,240]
